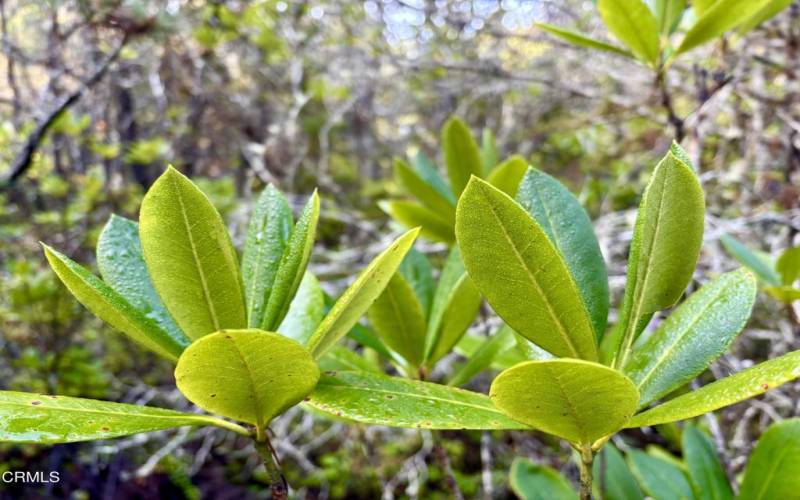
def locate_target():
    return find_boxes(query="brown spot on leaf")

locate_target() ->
[31,401,41,406]
[101,427,110,432]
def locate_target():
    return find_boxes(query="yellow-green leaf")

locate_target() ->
[490,359,638,444]
[598,0,661,65]
[394,158,455,221]
[486,155,530,197]
[677,0,773,54]
[367,272,427,366]
[683,425,733,500]
[175,329,319,427]
[140,167,246,340]
[442,117,483,197]
[777,246,800,285]
[535,22,634,57]
[455,177,598,360]
[382,200,454,244]
[277,272,325,345]
[739,419,800,499]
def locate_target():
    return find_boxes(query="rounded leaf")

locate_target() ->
[490,359,638,444]
[175,329,319,426]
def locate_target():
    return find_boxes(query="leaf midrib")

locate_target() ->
[478,186,581,358]
[544,363,587,443]
[607,0,656,62]
[228,337,265,427]
[172,174,221,331]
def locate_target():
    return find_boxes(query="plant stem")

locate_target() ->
[255,430,288,500]
[579,445,595,500]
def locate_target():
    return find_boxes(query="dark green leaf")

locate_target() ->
[399,248,435,316]
[682,425,733,500]
[627,449,694,500]
[593,444,644,500]
[510,458,577,500]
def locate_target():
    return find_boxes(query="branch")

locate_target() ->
[0,35,127,187]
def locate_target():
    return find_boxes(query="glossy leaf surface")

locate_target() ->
[0,391,247,443]
[510,458,577,500]
[625,269,756,407]
[490,359,638,444]
[442,117,483,197]
[456,177,598,360]
[261,192,319,331]
[96,215,189,349]
[307,228,420,358]
[140,167,246,340]
[683,425,732,500]
[241,184,293,328]
[175,329,319,426]
[44,245,184,360]
[628,350,800,427]
[516,167,609,339]
[305,371,527,429]
[739,419,800,499]
[597,0,660,64]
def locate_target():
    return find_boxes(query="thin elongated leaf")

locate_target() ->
[96,215,190,349]
[517,167,609,339]
[739,419,800,499]
[535,22,634,57]
[307,228,420,359]
[677,0,772,54]
[411,151,456,204]
[777,246,800,285]
[140,167,246,340]
[682,425,733,500]
[737,0,793,34]
[628,350,800,427]
[490,359,639,444]
[624,269,756,407]
[442,117,483,197]
[654,0,686,35]
[43,245,184,361]
[399,248,435,316]
[455,177,598,360]
[609,145,704,363]
[480,128,499,175]
[368,272,427,365]
[720,235,780,286]
[510,458,577,500]
[395,159,455,221]
[598,0,661,64]
[486,155,529,197]
[175,329,319,427]
[447,325,515,387]
[278,272,325,345]
[382,200,454,244]
[304,371,528,429]
[424,246,482,364]
[241,184,293,328]
[627,450,694,500]
[318,345,382,374]
[455,333,529,370]
[593,444,644,500]
[261,192,319,331]
[0,391,248,444]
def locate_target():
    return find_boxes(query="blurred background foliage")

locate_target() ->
[0,0,799,498]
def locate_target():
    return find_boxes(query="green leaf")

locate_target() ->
[490,359,639,444]
[97,215,190,349]
[43,245,184,361]
[304,371,528,430]
[480,128,499,175]
[777,246,800,285]
[278,272,325,345]
[447,325,515,387]
[486,155,530,197]
[628,350,800,427]
[0,391,248,444]
[411,151,456,205]
[624,269,756,407]
[739,419,800,499]
[737,0,793,34]
[597,0,661,64]
[627,449,694,500]
[593,444,644,500]
[720,235,780,286]
[318,346,382,374]
[609,145,704,363]
[677,0,773,54]
[654,0,686,35]
[140,167,246,340]
[424,246,482,365]
[682,425,733,500]
[382,201,454,244]
[241,184,293,328]
[307,228,420,359]
[516,167,609,339]
[535,22,634,57]
[510,458,577,500]
[442,117,483,197]
[175,329,319,427]
[261,192,319,331]
[764,285,800,303]
[693,0,717,15]
[395,159,456,221]
[455,177,598,360]
[399,248,435,316]
[368,272,427,366]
